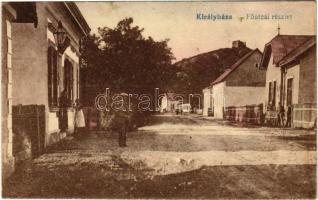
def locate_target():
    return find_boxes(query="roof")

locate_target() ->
[8,2,90,36]
[10,2,38,27]
[64,2,91,36]
[202,86,211,91]
[279,36,316,67]
[211,49,262,86]
[260,34,314,68]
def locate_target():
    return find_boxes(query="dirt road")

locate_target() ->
[3,114,316,198]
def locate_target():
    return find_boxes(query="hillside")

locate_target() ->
[171,42,252,99]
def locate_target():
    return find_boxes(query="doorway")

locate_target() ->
[286,78,293,106]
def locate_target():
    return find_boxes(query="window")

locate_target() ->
[64,59,73,106]
[48,46,59,108]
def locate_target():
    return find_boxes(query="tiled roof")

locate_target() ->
[64,2,91,35]
[279,36,316,67]
[260,35,314,68]
[211,49,261,85]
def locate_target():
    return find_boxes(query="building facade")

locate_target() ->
[160,93,180,113]
[209,49,265,118]
[260,35,316,128]
[2,2,90,179]
[202,86,212,116]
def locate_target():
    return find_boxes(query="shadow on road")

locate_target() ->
[41,130,316,154]
[3,161,316,199]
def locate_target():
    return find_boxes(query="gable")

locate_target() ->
[225,51,266,87]
[212,49,261,85]
[260,35,314,69]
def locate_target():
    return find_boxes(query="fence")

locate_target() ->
[12,105,46,162]
[223,104,263,125]
[293,103,316,129]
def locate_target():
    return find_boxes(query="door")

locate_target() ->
[287,78,293,106]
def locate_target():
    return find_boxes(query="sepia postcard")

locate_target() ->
[1,1,317,198]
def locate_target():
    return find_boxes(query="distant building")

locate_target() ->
[260,34,316,128]
[202,86,212,116]
[2,2,90,178]
[208,49,265,118]
[232,40,246,48]
[160,93,179,113]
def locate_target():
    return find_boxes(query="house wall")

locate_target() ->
[226,51,265,87]
[225,86,265,107]
[264,54,282,111]
[293,47,316,128]
[202,88,211,116]
[167,99,172,112]
[212,51,265,119]
[11,2,83,147]
[298,47,316,104]
[212,82,225,118]
[160,96,168,112]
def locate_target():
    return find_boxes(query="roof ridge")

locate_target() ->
[264,34,314,47]
[174,46,253,65]
[174,48,231,64]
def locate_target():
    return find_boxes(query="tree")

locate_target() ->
[81,17,175,106]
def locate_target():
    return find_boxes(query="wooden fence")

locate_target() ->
[223,104,263,125]
[12,105,46,162]
[293,103,316,128]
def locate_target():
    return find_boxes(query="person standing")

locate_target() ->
[285,105,292,127]
[74,99,86,137]
[277,103,285,127]
[115,111,129,147]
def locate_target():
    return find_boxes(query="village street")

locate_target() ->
[3,114,316,198]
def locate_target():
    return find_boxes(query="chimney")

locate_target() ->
[232,40,246,48]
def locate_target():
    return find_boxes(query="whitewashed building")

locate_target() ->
[260,34,316,128]
[210,49,265,118]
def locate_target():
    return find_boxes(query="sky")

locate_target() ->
[77,1,316,62]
